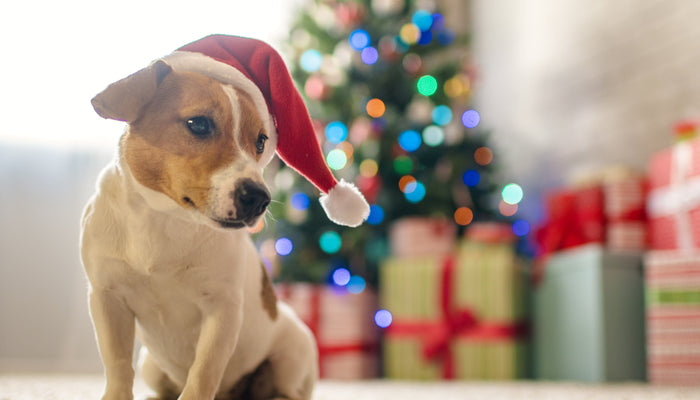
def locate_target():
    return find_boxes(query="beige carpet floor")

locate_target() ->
[1,375,700,400]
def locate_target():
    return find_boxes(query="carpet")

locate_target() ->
[1,375,699,400]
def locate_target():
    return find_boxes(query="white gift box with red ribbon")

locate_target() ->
[647,139,700,251]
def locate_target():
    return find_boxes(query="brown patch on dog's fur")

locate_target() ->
[261,262,278,320]
[236,91,268,161]
[120,70,266,213]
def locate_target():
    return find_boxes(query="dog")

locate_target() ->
[81,57,318,400]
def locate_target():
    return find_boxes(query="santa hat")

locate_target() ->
[163,35,369,227]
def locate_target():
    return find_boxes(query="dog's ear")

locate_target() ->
[91,60,173,123]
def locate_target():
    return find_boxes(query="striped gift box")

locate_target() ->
[275,284,380,379]
[380,236,528,380]
[645,251,700,385]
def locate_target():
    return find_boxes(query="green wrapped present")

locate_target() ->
[380,229,529,380]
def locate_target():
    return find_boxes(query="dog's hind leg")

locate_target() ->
[139,348,181,400]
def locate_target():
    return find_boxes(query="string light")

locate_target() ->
[454,207,474,226]
[325,121,348,143]
[502,183,524,205]
[474,146,493,165]
[398,130,421,152]
[332,268,351,286]
[319,231,342,254]
[361,46,379,64]
[462,169,480,187]
[499,200,518,217]
[360,159,378,177]
[300,49,323,72]
[432,105,452,126]
[512,220,531,237]
[462,109,480,128]
[417,30,432,45]
[431,13,446,31]
[367,204,385,225]
[399,23,421,45]
[422,125,444,146]
[416,75,438,96]
[275,237,293,256]
[349,29,371,51]
[404,181,426,203]
[326,149,347,170]
[445,75,470,98]
[412,10,434,31]
[374,309,393,328]
[399,175,417,192]
[347,276,366,293]
[393,155,413,174]
[366,98,386,118]
[290,192,310,210]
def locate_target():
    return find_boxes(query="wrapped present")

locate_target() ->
[645,251,700,385]
[647,137,700,250]
[389,217,456,258]
[534,244,647,382]
[275,283,379,379]
[381,225,528,380]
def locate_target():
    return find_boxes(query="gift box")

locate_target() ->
[275,283,380,379]
[534,244,646,382]
[645,251,700,385]
[381,226,529,380]
[647,138,700,250]
[389,217,456,258]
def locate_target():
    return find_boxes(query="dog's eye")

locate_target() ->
[186,116,215,138]
[256,133,268,154]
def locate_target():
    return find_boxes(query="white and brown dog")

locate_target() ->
[81,36,369,400]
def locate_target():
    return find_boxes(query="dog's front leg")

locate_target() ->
[89,286,136,400]
[178,295,244,400]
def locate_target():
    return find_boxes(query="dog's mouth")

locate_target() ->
[210,217,257,230]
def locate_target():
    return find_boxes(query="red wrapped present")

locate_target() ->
[275,284,379,379]
[647,138,700,250]
[645,251,700,385]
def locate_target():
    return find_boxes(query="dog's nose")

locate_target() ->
[233,180,271,220]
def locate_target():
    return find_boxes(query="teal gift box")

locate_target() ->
[534,244,647,381]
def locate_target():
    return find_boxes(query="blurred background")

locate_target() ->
[1,0,699,385]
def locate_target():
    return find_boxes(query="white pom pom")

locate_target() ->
[319,179,370,227]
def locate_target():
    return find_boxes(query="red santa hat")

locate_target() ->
[164,35,369,227]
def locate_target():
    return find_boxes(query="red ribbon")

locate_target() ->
[385,256,528,379]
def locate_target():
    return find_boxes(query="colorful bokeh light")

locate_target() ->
[367,204,385,225]
[393,155,413,174]
[300,49,322,72]
[404,181,426,203]
[349,29,371,51]
[462,169,480,187]
[454,207,474,226]
[347,276,366,294]
[361,46,379,65]
[432,105,452,126]
[499,200,518,217]
[412,10,434,31]
[327,149,347,170]
[399,175,417,192]
[325,121,348,143]
[416,75,438,96]
[360,159,378,177]
[275,237,293,256]
[366,98,386,118]
[398,130,421,152]
[290,192,310,210]
[422,125,444,147]
[462,109,481,128]
[332,267,351,286]
[374,309,393,328]
[474,146,493,165]
[502,183,524,205]
[319,231,342,254]
[399,23,421,45]
[512,220,531,237]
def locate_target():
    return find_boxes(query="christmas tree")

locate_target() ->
[253,0,523,287]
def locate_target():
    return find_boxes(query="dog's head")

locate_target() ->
[92,60,277,230]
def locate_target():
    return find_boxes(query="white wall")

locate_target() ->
[472,0,700,221]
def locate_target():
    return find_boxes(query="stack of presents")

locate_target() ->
[275,120,700,384]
